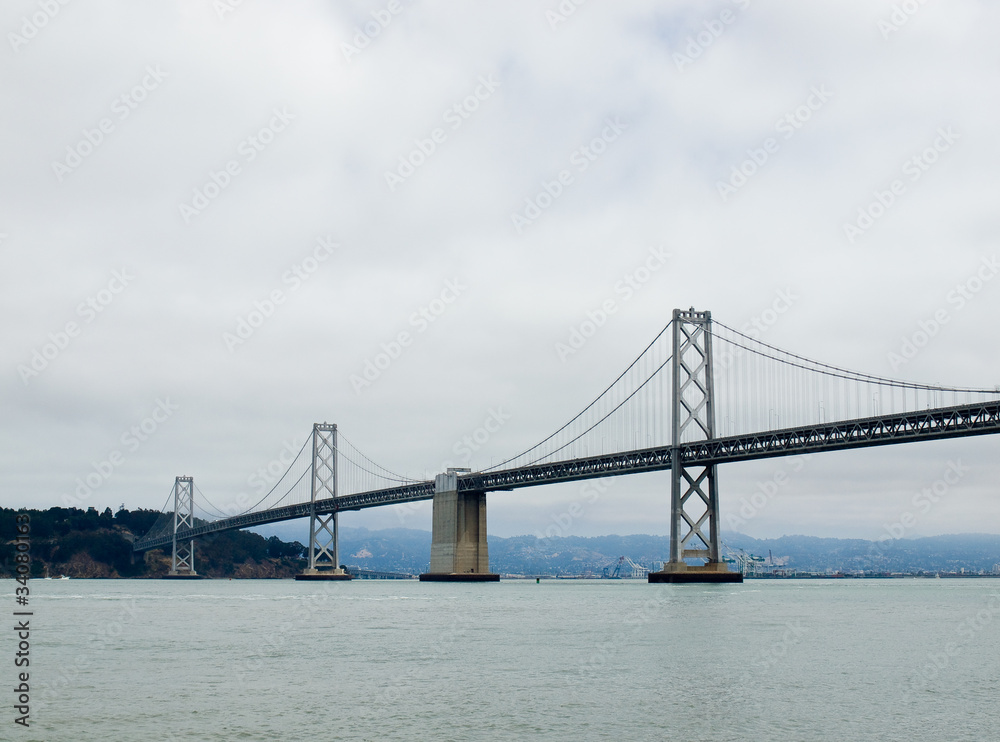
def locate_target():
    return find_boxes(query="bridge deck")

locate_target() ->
[133,400,1000,552]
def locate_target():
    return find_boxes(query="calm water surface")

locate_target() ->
[5,578,999,741]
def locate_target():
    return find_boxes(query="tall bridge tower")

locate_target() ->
[649,308,741,583]
[295,423,352,580]
[165,475,201,579]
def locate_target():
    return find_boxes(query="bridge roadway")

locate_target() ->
[133,399,1000,552]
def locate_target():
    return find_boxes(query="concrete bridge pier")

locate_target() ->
[420,470,499,582]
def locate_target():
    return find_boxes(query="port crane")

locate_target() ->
[601,556,648,579]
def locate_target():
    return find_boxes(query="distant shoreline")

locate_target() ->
[6,573,1000,581]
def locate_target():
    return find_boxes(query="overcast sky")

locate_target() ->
[3,0,999,544]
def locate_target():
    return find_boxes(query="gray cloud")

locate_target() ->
[3,0,998,541]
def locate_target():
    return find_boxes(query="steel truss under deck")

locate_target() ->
[134,399,1000,554]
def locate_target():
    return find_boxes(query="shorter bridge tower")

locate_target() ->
[165,475,202,579]
[419,469,499,582]
[649,308,742,583]
[296,423,352,581]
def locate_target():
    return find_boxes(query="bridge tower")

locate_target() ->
[165,475,201,579]
[649,308,742,583]
[419,469,499,582]
[295,423,352,581]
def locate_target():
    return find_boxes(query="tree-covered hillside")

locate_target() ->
[0,507,308,578]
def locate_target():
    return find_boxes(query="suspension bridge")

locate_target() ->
[132,308,1000,583]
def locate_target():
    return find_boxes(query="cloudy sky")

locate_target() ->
[3,0,999,544]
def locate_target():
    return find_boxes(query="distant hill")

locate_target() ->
[4,507,999,577]
[334,527,1000,576]
[0,507,308,579]
[721,532,1000,574]
[335,528,671,575]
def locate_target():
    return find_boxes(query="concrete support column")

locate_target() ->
[420,471,499,582]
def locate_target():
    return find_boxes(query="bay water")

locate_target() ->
[5,578,1000,741]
